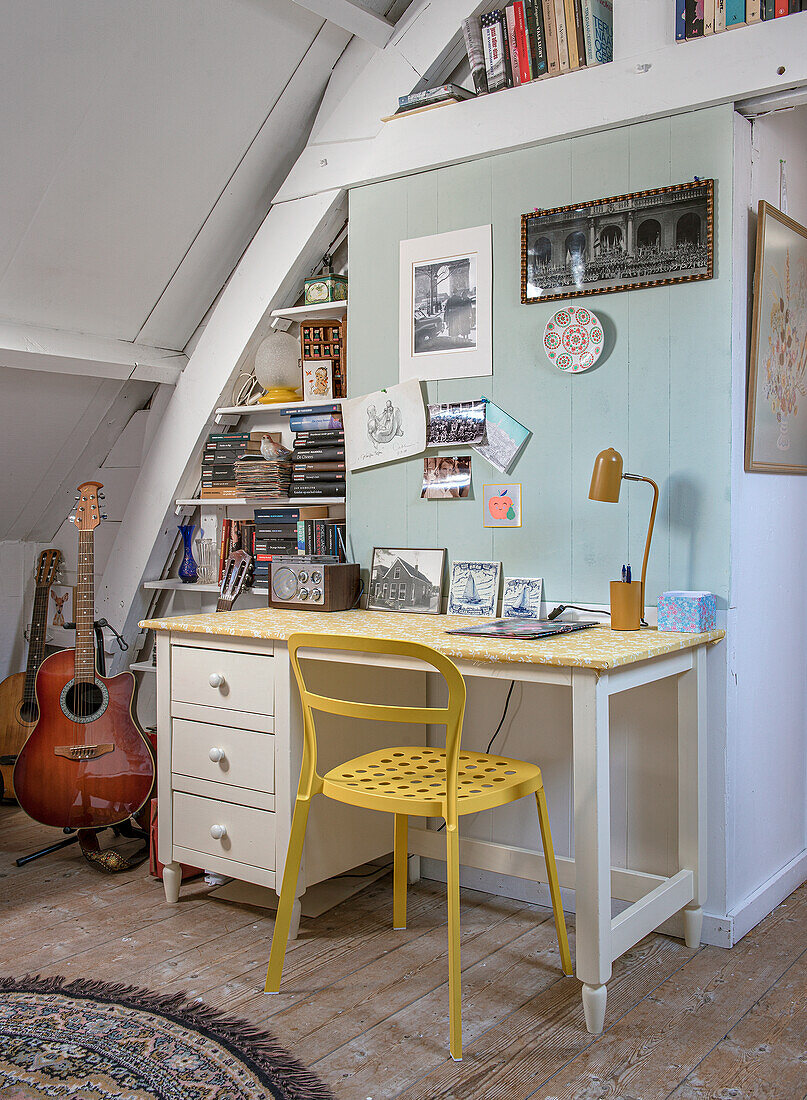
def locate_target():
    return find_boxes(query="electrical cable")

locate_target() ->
[548,603,648,627]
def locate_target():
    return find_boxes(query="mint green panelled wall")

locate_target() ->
[347,105,734,607]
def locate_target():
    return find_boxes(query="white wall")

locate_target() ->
[727,106,807,936]
[0,541,38,680]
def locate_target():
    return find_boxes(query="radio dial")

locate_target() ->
[272,566,299,601]
[311,570,322,584]
[312,589,322,602]
[298,588,309,601]
[298,570,308,583]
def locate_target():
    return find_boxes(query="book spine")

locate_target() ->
[726,0,745,23]
[500,5,515,84]
[703,0,715,31]
[291,447,345,462]
[686,0,705,35]
[675,0,688,36]
[255,525,299,537]
[513,2,533,80]
[715,0,727,29]
[288,414,343,431]
[208,432,250,442]
[563,0,579,64]
[292,462,346,472]
[254,510,300,521]
[291,471,346,483]
[527,0,549,74]
[572,0,587,62]
[541,0,561,72]
[746,0,761,18]
[290,484,345,497]
[481,12,508,91]
[762,0,774,17]
[461,16,489,94]
[398,85,452,106]
[505,5,522,84]
[553,0,571,69]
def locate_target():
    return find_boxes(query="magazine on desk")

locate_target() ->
[446,618,599,640]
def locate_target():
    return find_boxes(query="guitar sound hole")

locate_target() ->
[63,682,106,720]
[19,700,38,724]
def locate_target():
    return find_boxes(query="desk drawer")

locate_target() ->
[171,645,273,717]
[173,792,275,868]
[172,718,274,794]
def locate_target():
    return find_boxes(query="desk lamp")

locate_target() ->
[589,448,659,630]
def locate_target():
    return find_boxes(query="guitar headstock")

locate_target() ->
[73,482,105,532]
[35,548,62,588]
[218,551,253,612]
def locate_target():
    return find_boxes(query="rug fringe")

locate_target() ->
[0,974,336,1100]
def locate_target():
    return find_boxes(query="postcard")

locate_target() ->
[473,400,531,474]
[482,483,521,527]
[422,456,472,499]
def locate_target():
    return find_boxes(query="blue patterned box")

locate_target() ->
[657,591,716,633]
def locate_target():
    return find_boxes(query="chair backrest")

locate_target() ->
[287,633,467,804]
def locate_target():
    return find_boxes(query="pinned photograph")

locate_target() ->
[302,359,333,400]
[49,585,75,628]
[448,560,501,616]
[367,547,446,614]
[427,399,486,446]
[502,577,544,619]
[473,401,531,474]
[422,456,472,499]
[342,378,427,472]
[400,225,493,383]
[482,483,521,527]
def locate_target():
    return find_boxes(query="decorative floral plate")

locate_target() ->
[543,306,604,372]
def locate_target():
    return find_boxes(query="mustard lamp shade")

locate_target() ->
[589,447,624,502]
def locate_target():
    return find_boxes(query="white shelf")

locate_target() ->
[143,579,220,591]
[270,302,346,322]
[131,661,157,674]
[177,497,345,507]
[215,396,342,417]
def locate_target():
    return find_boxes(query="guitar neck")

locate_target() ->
[216,597,235,614]
[22,584,52,705]
[75,529,96,681]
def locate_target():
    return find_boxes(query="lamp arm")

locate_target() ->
[623,474,659,605]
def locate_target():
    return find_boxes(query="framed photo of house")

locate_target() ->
[367,547,446,614]
[745,201,807,474]
[521,179,714,304]
[399,225,493,383]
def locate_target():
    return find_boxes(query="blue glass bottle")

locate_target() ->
[177,523,198,583]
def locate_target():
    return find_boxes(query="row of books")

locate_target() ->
[252,507,347,583]
[201,429,290,500]
[217,520,256,582]
[676,0,804,36]
[462,0,613,95]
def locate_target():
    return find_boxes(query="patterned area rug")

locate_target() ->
[0,975,333,1100]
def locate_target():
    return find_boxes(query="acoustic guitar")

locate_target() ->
[216,550,253,612]
[0,549,62,799]
[14,482,154,830]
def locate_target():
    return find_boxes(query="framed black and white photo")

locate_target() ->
[400,225,493,383]
[368,547,446,614]
[521,179,714,304]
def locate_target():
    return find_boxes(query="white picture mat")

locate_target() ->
[399,225,493,383]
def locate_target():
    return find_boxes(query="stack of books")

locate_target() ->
[252,505,332,585]
[461,0,613,95]
[393,84,476,118]
[676,0,798,39]
[290,406,345,499]
[201,430,281,499]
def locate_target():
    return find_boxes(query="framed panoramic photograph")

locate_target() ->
[399,224,493,383]
[745,201,807,474]
[367,547,446,614]
[521,179,714,304]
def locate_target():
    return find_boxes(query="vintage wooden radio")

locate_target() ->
[269,560,360,611]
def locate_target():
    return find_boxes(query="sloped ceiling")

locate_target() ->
[0,0,354,352]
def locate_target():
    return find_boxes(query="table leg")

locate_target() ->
[163,862,181,904]
[572,668,612,1034]
[289,897,302,942]
[678,644,707,948]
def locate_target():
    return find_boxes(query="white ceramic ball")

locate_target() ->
[253,332,300,390]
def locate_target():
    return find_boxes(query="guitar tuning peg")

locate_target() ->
[100,513,109,520]
[68,512,77,523]
[98,492,106,499]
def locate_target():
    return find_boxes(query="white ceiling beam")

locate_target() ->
[291,0,394,47]
[0,321,186,385]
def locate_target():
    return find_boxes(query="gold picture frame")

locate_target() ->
[521,179,714,304]
[745,201,807,474]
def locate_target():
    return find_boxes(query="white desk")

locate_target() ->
[142,607,724,1034]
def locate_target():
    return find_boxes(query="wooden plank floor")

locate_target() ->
[1,805,805,1100]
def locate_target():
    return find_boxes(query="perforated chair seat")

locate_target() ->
[324,747,543,817]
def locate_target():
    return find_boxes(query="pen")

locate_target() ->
[621,564,627,583]
[626,564,632,584]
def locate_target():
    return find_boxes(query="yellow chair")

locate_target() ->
[265,633,572,1060]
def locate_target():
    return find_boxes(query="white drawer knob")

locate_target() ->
[210,824,227,840]
[208,747,225,763]
[208,672,225,688]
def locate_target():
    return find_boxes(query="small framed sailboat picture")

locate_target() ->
[448,560,501,616]
[501,577,544,619]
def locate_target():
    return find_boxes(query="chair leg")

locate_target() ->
[393,813,408,930]
[445,821,462,1060]
[265,795,311,993]
[535,787,573,976]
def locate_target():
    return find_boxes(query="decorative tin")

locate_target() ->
[304,273,348,305]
